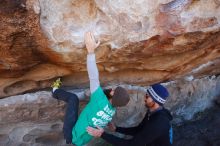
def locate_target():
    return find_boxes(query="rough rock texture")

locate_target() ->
[1,75,220,125]
[0,0,220,98]
[166,75,220,124]
[174,103,220,146]
[1,0,220,145]
[1,75,220,145]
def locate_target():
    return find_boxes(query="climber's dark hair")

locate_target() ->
[104,88,113,100]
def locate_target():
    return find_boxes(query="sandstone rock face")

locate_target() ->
[0,0,220,98]
[1,1,220,145]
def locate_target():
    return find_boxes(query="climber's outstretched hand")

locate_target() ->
[84,31,100,54]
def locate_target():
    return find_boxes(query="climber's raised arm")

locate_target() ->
[84,32,100,94]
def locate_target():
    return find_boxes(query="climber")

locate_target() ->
[87,83,173,146]
[51,31,130,145]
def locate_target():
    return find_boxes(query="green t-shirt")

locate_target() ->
[72,86,116,146]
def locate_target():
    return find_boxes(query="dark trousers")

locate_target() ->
[52,89,79,144]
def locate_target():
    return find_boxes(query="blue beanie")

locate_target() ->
[146,84,169,105]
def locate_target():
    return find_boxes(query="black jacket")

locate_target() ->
[101,108,173,146]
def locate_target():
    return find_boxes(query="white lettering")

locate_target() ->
[92,117,108,127]
[97,111,104,116]
[96,111,112,121]
[103,105,115,116]
[91,105,115,127]
[92,118,103,126]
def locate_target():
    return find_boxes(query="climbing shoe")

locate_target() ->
[51,78,62,89]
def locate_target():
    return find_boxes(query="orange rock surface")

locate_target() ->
[0,0,220,98]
